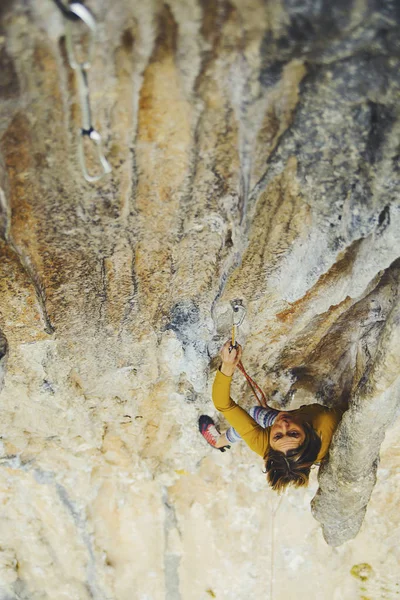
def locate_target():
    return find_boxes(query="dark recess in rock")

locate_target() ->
[258,59,285,88]
[0,332,8,361]
[121,28,135,51]
[225,229,233,249]
[363,102,396,165]
[166,301,201,348]
[377,204,390,233]
[0,47,20,99]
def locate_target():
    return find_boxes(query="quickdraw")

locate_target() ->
[230,300,268,407]
[230,299,246,348]
[52,0,111,182]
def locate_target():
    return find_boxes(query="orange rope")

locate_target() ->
[231,321,267,407]
[237,360,267,408]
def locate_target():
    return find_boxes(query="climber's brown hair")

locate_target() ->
[264,423,322,492]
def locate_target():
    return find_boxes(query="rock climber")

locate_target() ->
[199,341,347,491]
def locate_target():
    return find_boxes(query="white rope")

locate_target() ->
[53,1,111,182]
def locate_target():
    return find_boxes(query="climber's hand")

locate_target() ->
[220,340,242,377]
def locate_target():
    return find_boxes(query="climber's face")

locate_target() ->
[270,413,305,454]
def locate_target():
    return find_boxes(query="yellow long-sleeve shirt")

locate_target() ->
[212,370,344,462]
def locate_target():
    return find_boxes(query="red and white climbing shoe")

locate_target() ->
[198,415,230,452]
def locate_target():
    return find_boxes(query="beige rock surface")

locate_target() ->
[0,0,400,598]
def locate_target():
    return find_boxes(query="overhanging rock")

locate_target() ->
[312,279,400,546]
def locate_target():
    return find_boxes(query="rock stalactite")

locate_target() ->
[0,0,399,598]
[311,263,400,546]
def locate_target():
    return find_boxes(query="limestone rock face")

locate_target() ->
[0,0,400,598]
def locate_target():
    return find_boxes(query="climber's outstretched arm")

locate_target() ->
[212,341,270,457]
[217,340,279,410]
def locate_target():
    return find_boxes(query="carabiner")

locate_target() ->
[78,129,112,183]
[231,300,246,327]
[53,0,111,183]
[65,3,96,70]
[230,299,246,350]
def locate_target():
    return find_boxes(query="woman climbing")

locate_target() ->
[199,341,347,492]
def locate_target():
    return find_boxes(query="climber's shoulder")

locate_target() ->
[295,403,330,418]
[295,403,344,433]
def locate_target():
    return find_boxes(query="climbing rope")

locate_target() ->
[230,301,268,407]
[52,0,111,182]
[237,361,268,407]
